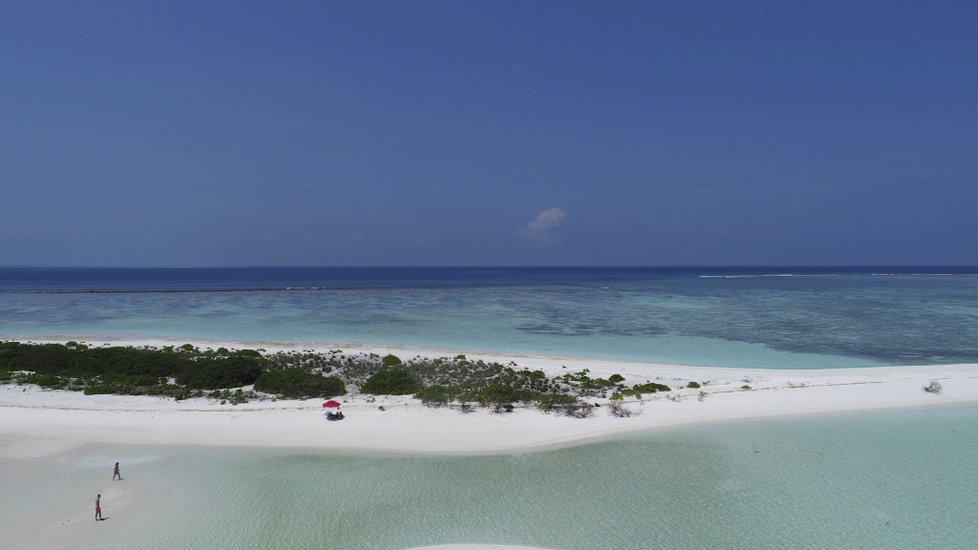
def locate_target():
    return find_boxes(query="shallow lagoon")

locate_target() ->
[6,405,976,549]
[5,267,978,368]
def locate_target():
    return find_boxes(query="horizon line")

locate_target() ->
[2,264,978,270]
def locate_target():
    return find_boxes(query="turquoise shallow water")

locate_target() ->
[5,406,976,549]
[3,267,978,368]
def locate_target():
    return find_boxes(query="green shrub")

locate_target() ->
[84,385,115,395]
[514,369,546,380]
[177,356,265,389]
[381,354,402,366]
[66,346,188,379]
[687,381,701,389]
[457,388,480,404]
[232,389,248,404]
[362,367,421,395]
[414,385,458,407]
[534,393,579,412]
[608,373,625,384]
[0,342,75,373]
[475,384,535,407]
[100,373,163,387]
[254,368,346,399]
[633,382,671,394]
[562,401,595,419]
[34,373,65,388]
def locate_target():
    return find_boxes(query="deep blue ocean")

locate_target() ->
[2,266,978,368]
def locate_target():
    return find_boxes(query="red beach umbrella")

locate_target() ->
[322,400,341,408]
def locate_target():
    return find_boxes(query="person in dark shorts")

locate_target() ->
[113,462,121,480]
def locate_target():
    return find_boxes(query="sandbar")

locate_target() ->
[2,339,976,458]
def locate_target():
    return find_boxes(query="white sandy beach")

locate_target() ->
[2,340,977,549]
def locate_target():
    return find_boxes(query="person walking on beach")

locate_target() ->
[113,462,121,480]
[95,494,102,521]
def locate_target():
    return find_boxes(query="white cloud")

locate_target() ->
[517,207,567,243]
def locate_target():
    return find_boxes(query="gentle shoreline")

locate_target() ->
[2,338,977,458]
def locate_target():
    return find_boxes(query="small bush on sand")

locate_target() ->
[633,382,671,394]
[609,397,636,418]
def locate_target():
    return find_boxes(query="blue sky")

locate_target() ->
[2,1,976,266]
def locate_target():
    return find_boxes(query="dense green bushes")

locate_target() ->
[254,368,345,399]
[362,367,422,395]
[66,347,187,379]
[175,356,264,389]
[0,342,74,373]
[0,342,265,397]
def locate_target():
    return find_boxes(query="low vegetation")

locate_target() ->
[0,340,681,417]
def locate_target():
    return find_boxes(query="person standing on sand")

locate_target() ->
[95,494,102,521]
[113,462,121,480]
